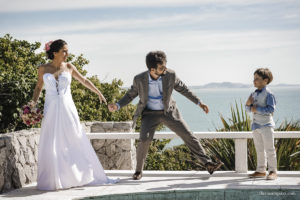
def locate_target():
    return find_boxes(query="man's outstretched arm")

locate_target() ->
[174,73,209,113]
[108,78,139,112]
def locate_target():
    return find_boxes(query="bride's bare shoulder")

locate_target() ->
[66,63,76,74]
[66,62,75,69]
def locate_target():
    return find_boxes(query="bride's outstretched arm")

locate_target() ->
[69,63,107,104]
[31,66,45,105]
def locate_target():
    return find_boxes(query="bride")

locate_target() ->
[31,39,119,191]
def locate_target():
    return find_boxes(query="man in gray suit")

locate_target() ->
[108,51,223,180]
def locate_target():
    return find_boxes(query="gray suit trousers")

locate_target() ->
[135,109,212,172]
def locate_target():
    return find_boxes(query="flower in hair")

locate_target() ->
[44,41,53,52]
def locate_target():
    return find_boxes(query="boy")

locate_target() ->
[246,68,277,180]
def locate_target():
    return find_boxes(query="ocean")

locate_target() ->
[134,86,300,147]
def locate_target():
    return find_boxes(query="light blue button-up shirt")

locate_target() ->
[146,72,164,110]
[116,72,164,110]
[245,87,276,130]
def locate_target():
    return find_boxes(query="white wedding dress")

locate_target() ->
[37,71,119,191]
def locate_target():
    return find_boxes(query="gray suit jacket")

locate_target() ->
[117,68,201,129]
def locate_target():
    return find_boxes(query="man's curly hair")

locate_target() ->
[146,51,167,70]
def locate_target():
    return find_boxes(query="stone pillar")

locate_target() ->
[85,121,136,170]
[0,128,39,193]
[234,138,248,173]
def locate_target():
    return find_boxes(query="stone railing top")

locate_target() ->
[0,128,40,138]
[82,121,134,133]
[86,131,300,139]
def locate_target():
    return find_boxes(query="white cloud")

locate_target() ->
[0,0,296,13]
[17,29,300,86]
[57,30,300,53]
[1,0,299,86]
[4,13,213,35]
[4,29,300,86]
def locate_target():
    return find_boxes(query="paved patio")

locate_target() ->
[1,171,300,200]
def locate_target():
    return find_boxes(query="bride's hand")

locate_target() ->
[98,93,107,105]
[28,100,37,108]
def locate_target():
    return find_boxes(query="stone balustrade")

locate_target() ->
[1,123,300,194]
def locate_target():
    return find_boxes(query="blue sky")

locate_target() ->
[1,0,300,86]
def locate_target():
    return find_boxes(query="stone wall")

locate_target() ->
[84,121,136,170]
[0,128,39,194]
[0,121,136,194]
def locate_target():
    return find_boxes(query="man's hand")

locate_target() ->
[246,95,254,106]
[251,105,257,113]
[199,103,209,114]
[108,103,118,112]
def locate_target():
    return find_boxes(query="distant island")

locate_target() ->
[189,82,300,89]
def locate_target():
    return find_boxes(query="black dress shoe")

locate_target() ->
[205,161,224,175]
[133,171,142,180]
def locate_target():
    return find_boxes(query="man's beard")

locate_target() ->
[155,71,166,77]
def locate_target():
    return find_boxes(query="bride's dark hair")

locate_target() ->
[46,39,67,60]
